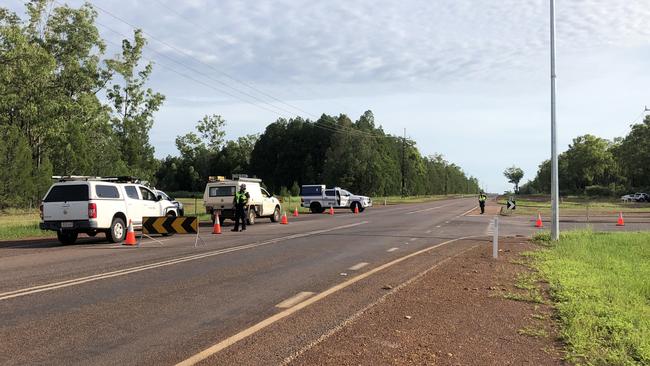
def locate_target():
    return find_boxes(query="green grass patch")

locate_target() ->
[0,209,51,240]
[531,230,650,365]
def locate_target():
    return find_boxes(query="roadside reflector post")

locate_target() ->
[492,216,499,259]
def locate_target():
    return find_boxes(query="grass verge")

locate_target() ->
[0,209,51,241]
[531,230,650,365]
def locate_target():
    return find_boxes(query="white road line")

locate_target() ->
[275,292,315,309]
[387,247,399,252]
[409,238,418,242]
[0,221,368,302]
[425,230,432,234]
[435,225,442,228]
[459,206,479,217]
[175,236,476,366]
[445,221,450,224]
[404,202,457,215]
[348,262,369,271]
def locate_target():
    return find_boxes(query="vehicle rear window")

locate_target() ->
[300,186,322,196]
[95,185,120,199]
[209,186,235,197]
[325,190,335,197]
[44,185,89,202]
[124,186,140,199]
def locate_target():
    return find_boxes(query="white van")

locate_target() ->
[40,176,178,244]
[203,176,281,224]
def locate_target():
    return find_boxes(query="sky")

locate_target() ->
[7,0,650,192]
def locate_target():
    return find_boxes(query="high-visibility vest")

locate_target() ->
[479,195,487,202]
[235,191,249,205]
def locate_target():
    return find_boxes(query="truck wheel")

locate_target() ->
[310,202,322,214]
[106,217,126,243]
[270,206,281,222]
[247,209,256,225]
[57,231,78,245]
[350,202,359,213]
[359,207,365,213]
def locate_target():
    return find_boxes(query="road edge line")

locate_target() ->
[280,242,482,365]
[175,235,479,366]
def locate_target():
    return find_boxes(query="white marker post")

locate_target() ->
[492,216,499,259]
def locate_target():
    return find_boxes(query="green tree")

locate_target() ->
[503,166,524,193]
[106,29,164,180]
[613,116,650,190]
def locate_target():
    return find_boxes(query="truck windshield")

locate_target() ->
[301,186,322,196]
[209,186,236,197]
[44,185,89,202]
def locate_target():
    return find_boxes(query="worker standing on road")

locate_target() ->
[478,192,487,214]
[232,184,250,232]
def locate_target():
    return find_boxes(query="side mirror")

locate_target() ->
[157,195,163,201]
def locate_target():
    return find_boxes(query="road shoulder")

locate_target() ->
[292,238,565,365]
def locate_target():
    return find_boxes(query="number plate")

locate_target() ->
[61,222,73,228]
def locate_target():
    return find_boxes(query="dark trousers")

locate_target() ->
[479,201,485,214]
[233,205,247,231]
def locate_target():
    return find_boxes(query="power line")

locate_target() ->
[94,20,294,119]
[149,0,321,120]
[48,0,398,140]
[89,0,317,120]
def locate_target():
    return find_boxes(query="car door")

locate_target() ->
[139,186,161,218]
[260,188,274,215]
[339,190,351,207]
[124,185,144,225]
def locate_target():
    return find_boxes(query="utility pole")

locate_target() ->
[550,0,560,241]
[401,128,406,197]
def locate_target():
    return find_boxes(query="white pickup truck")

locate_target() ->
[40,177,179,244]
[300,185,372,213]
[203,176,282,224]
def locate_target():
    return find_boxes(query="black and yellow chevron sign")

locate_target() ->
[142,216,198,235]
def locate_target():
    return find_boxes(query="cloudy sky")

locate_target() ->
[8,0,650,191]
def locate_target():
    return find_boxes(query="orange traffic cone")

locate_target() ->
[535,213,544,228]
[293,207,299,217]
[329,206,335,215]
[616,212,625,226]
[281,212,289,224]
[354,205,359,214]
[213,213,222,234]
[123,219,137,246]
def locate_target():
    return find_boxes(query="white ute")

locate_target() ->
[203,176,282,224]
[40,176,179,244]
[300,185,372,213]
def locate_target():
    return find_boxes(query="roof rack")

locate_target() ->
[52,176,142,183]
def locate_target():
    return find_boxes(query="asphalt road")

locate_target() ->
[0,198,643,365]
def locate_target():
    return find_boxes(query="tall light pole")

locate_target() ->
[550,0,560,240]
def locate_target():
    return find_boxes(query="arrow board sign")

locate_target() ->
[507,201,516,210]
[142,216,198,235]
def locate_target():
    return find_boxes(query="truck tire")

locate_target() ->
[310,202,323,214]
[106,217,126,243]
[57,231,78,245]
[350,202,359,213]
[247,208,256,225]
[271,206,281,222]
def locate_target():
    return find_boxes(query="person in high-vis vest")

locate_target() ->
[478,192,487,214]
[232,184,250,232]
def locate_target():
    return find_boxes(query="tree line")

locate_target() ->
[521,115,650,196]
[0,1,479,210]
[156,110,480,197]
